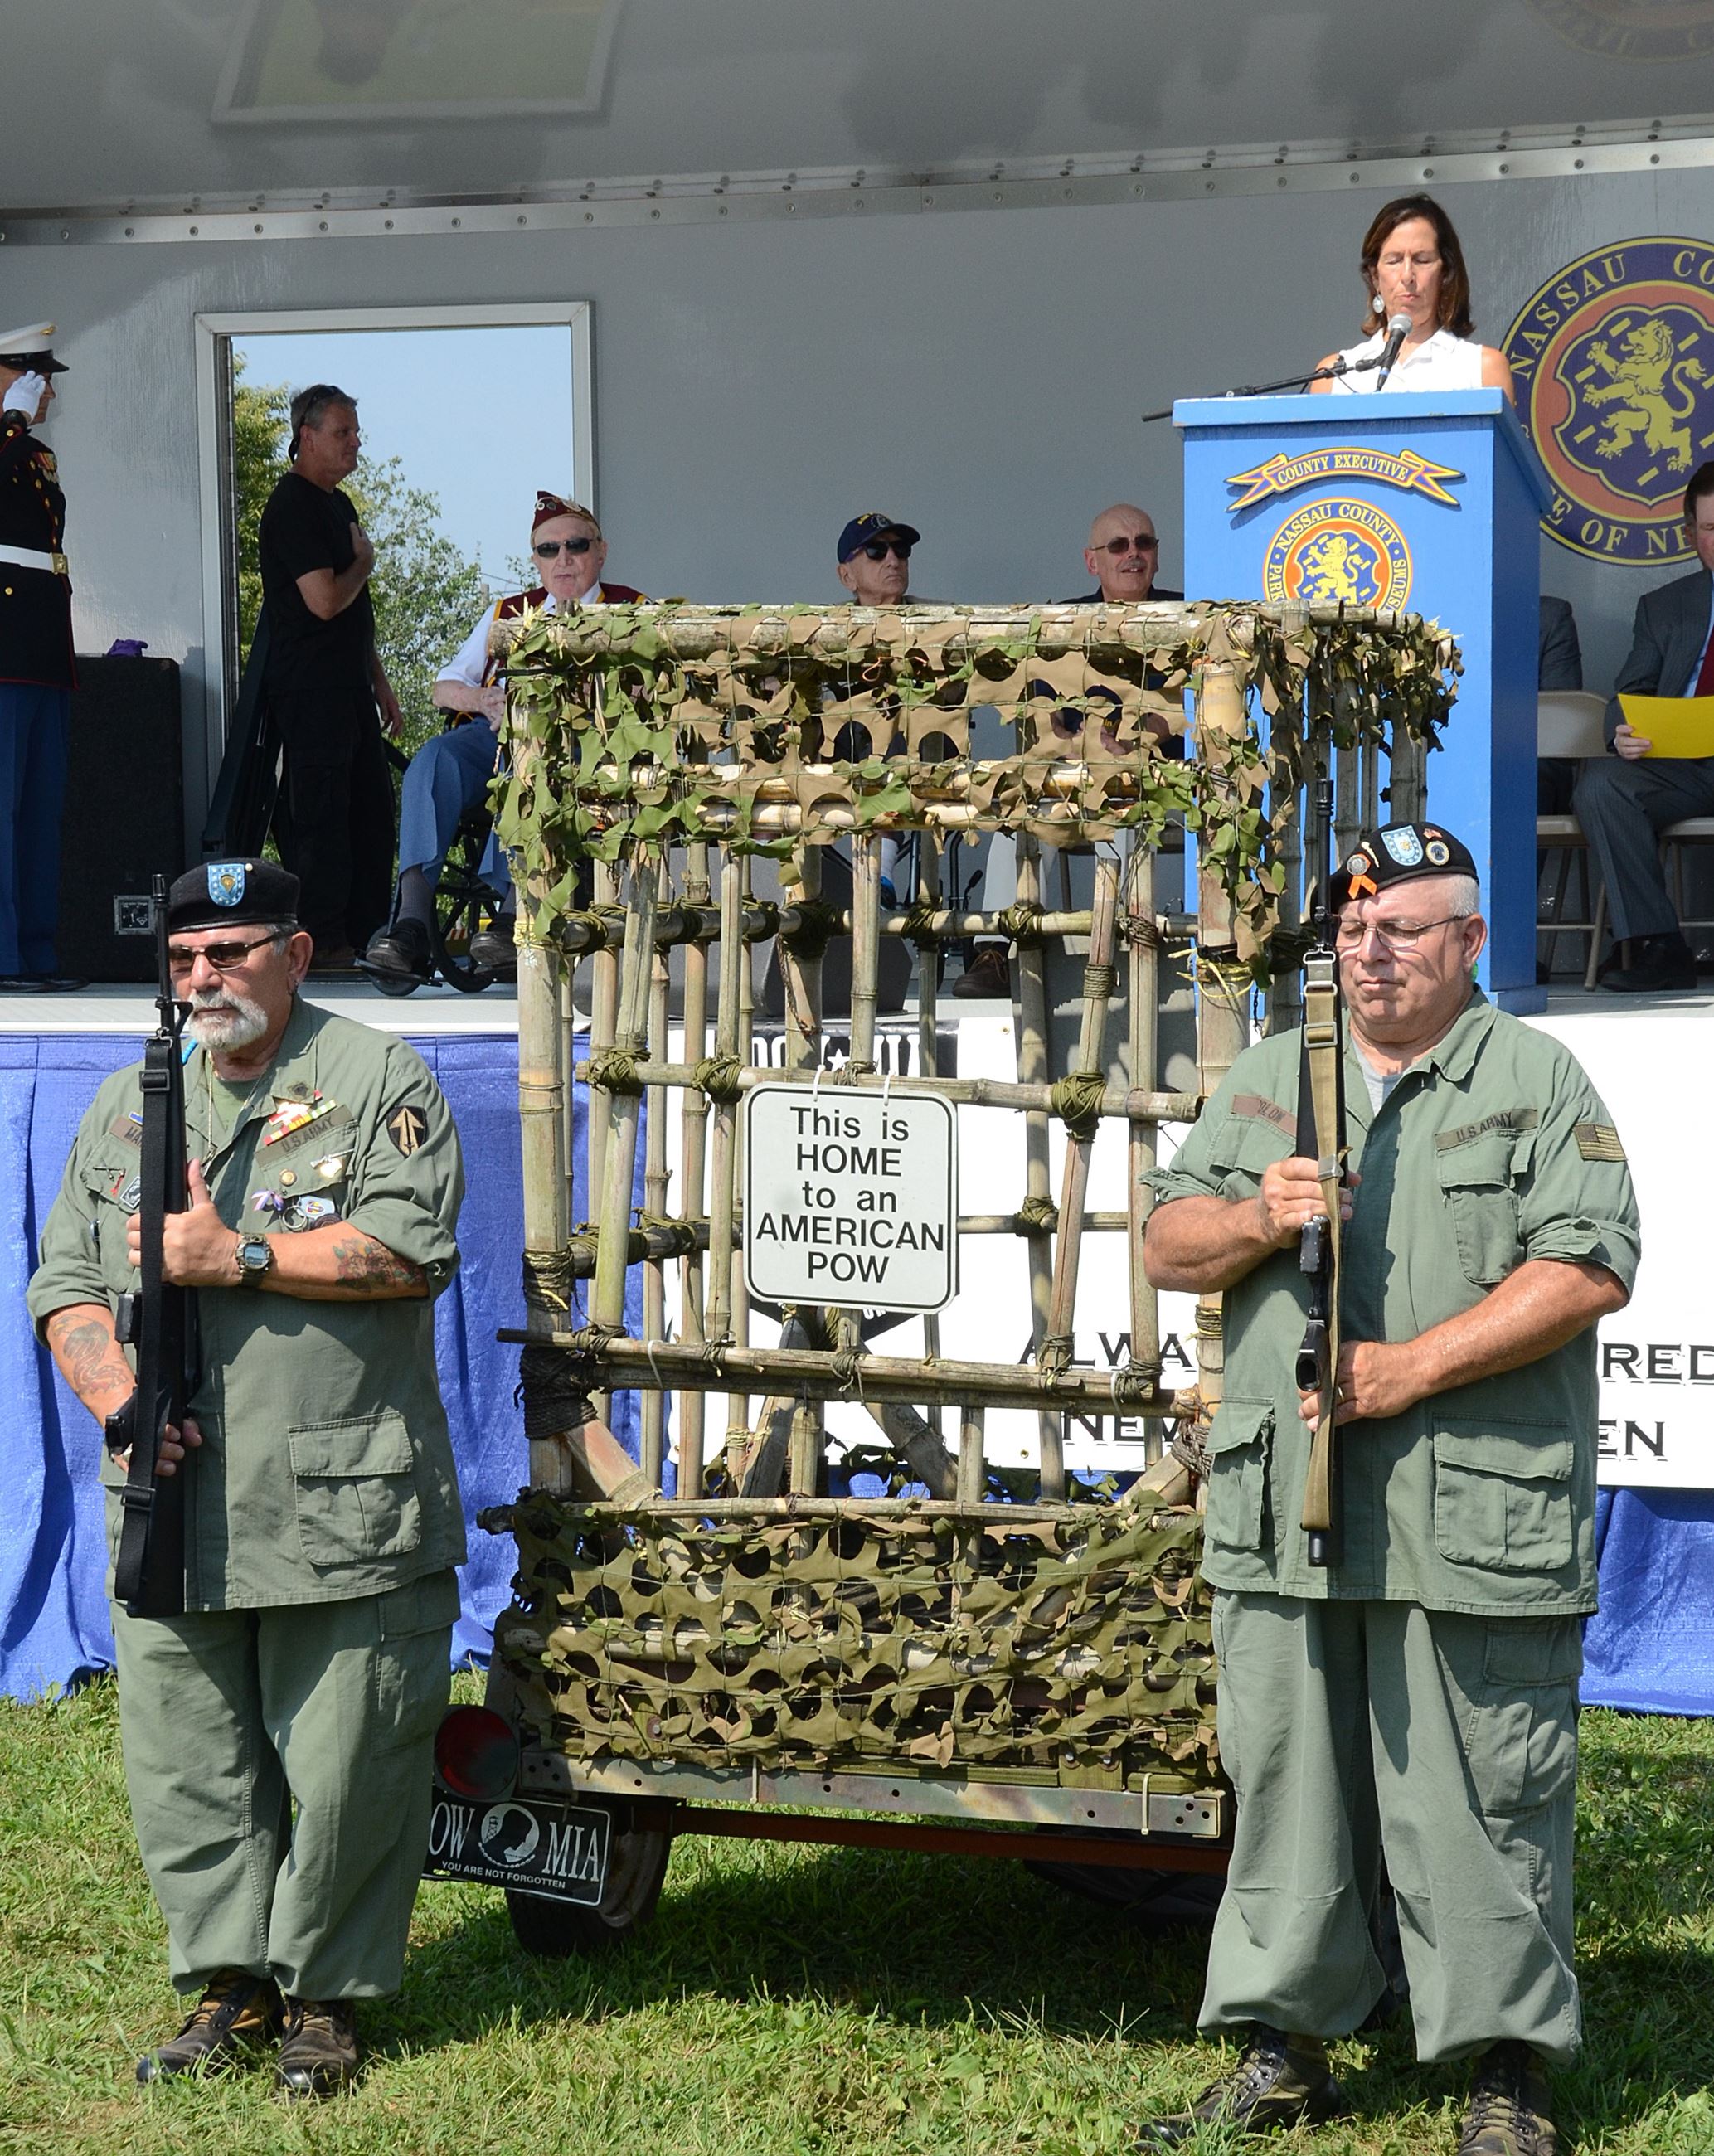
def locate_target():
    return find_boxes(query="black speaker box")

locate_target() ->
[55,655,185,982]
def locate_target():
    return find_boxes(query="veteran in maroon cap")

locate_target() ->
[1139,822,1639,2156]
[0,321,82,991]
[28,857,466,2095]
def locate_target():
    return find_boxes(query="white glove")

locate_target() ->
[2,371,46,419]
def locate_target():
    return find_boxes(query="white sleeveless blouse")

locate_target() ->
[1327,326,1487,393]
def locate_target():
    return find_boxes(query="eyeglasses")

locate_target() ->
[534,537,594,558]
[166,930,281,974]
[1334,913,1468,952]
[1099,534,1158,556]
[860,541,913,561]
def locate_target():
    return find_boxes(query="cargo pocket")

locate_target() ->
[1433,1421,1574,1573]
[1452,1614,1583,1819]
[289,1413,423,1567]
[1207,1119,1291,1205]
[1435,1133,1522,1287]
[1203,1401,1274,1555]
[372,1571,460,1751]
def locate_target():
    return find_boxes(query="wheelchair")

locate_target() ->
[359,791,517,999]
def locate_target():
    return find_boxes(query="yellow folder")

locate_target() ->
[1618,694,1714,758]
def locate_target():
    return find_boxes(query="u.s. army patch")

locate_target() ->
[387,1103,429,1155]
[1575,1122,1625,1163]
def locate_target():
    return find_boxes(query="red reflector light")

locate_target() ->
[434,1705,521,1801]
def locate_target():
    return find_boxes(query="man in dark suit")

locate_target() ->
[1572,462,1714,993]
[1536,595,1584,817]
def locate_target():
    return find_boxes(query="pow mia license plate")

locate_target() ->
[424,1794,612,1905]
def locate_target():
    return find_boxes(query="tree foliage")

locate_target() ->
[231,357,487,758]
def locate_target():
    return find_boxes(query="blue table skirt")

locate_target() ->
[3,1033,1709,1715]
[0,1030,640,1697]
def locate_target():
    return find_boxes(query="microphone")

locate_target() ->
[1373,312,1412,390]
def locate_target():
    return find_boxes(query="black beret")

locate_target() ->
[1334,821,1478,906]
[168,859,300,931]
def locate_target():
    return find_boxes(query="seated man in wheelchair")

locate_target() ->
[364,491,647,983]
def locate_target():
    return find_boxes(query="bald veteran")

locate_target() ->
[0,322,80,991]
[28,861,465,2097]
[1139,823,1639,2156]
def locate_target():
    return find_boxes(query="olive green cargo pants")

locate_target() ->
[112,1571,458,2000]
[1201,1590,1583,2066]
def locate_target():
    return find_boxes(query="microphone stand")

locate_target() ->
[1140,347,1391,425]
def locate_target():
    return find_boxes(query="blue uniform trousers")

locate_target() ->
[396,723,508,896]
[0,681,70,976]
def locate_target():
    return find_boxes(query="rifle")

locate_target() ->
[1295,777,1347,1570]
[110,873,198,1618]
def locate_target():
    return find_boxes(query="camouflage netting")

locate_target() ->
[492,600,1458,971]
[492,1486,1221,1789]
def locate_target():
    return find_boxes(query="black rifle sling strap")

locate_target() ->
[1298,947,1345,1542]
[113,1037,174,1609]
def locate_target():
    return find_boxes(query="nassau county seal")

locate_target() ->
[1261,498,1413,609]
[1504,237,1714,565]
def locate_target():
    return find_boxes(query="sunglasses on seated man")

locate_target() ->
[861,539,913,561]
[1099,533,1158,556]
[533,536,594,558]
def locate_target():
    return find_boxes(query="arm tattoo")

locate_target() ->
[330,1231,428,1294]
[47,1312,134,1411]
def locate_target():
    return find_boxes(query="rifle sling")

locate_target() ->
[1299,954,1344,1538]
[113,1051,174,1609]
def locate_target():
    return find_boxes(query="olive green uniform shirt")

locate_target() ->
[1144,992,1640,1615]
[27,998,468,1610]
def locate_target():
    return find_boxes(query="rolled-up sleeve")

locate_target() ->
[27,1100,116,1336]
[343,1044,465,1292]
[1518,1074,1641,1293]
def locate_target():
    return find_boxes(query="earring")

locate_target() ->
[1372,293,1384,313]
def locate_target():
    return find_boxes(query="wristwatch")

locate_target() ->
[235,1235,274,1287]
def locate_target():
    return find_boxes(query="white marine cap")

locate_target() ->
[0,323,66,372]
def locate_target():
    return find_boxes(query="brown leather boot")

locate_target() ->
[1458,2042,1558,2155]
[275,1997,360,2098]
[135,1968,284,2083]
[1135,2024,1347,2146]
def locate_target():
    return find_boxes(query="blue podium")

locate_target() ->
[1175,390,1551,1012]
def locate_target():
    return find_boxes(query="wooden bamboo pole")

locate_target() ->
[590,851,658,1335]
[571,1061,1198,1121]
[639,867,672,1490]
[1038,855,1121,1498]
[1010,835,1062,1492]
[849,833,881,1073]
[1124,839,1164,1465]
[731,854,757,1449]
[676,841,713,1499]
[915,831,944,1420]
[586,857,619,1204]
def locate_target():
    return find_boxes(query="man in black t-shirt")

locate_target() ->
[258,384,402,967]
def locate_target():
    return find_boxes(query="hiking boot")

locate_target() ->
[1458,2042,1557,2156]
[135,1968,284,2083]
[1135,2024,1346,2146]
[275,1997,360,2098]
[953,942,1012,999]
[468,922,517,971]
[1599,931,1697,993]
[362,916,431,982]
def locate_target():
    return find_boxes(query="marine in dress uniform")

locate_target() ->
[1138,824,1639,2156]
[28,861,465,2096]
[0,322,81,990]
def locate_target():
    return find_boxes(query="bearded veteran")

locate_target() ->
[27,860,465,2098]
[1138,823,1638,2156]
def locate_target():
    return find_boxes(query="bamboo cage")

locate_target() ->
[478,599,1454,1816]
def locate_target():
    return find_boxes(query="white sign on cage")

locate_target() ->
[743,1081,959,1313]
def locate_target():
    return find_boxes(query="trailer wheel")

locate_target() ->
[505,1813,671,1956]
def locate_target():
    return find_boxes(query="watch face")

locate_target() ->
[240,1239,271,1272]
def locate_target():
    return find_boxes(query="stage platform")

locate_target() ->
[2,976,1709,1717]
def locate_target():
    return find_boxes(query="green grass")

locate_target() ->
[1,1679,1708,2154]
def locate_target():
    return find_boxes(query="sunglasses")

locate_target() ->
[1099,534,1158,556]
[534,537,594,558]
[859,540,913,562]
[167,930,282,974]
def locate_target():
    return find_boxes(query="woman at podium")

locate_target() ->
[1311,193,1514,401]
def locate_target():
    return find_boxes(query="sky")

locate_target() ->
[232,323,577,589]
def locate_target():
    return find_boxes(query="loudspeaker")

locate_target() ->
[55,656,185,982]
